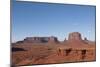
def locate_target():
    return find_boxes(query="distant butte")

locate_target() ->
[14,32,95,45]
[68,32,82,42]
[12,32,96,66]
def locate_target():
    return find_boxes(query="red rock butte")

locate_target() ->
[11,32,96,66]
[68,32,82,41]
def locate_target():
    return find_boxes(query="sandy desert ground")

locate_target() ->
[11,32,96,66]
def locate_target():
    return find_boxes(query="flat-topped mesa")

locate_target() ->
[48,36,59,43]
[24,37,49,43]
[23,36,58,43]
[68,32,82,42]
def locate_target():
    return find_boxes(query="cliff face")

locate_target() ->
[15,36,58,44]
[55,48,95,62]
[68,32,82,41]
[53,32,95,63]
[12,32,96,66]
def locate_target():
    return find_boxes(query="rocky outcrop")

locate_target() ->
[51,32,96,62]
[48,36,59,43]
[56,47,95,61]
[84,37,88,41]
[12,32,95,66]
[15,36,59,43]
[24,37,49,43]
[68,32,82,42]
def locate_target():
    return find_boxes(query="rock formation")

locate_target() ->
[63,38,67,42]
[68,32,82,42]
[84,37,88,41]
[16,36,59,43]
[48,36,58,43]
[24,37,49,43]
[12,32,95,66]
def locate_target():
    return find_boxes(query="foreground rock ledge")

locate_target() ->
[11,32,96,66]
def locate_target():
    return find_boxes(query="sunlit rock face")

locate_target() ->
[21,36,59,43]
[68,32,82,42]
[12,32,95,66]
[24,37,49,43]
[48,36,58,43]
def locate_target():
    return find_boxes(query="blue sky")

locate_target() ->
[12,1,96,42]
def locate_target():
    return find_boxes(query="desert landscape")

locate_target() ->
[11,32,96,66]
